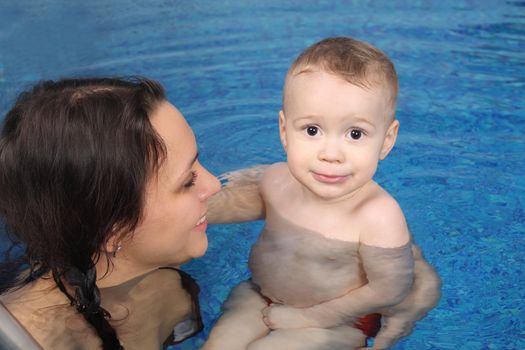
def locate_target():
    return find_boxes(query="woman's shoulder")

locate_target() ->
[1,281,100,350]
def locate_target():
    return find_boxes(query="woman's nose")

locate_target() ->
[198,166,221,201]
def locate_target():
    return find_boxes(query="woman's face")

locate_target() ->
[116,101,220,273]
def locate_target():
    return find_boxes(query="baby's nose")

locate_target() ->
[318,140,344,163]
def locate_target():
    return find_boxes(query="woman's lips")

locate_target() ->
[312,172,348,184]
[195,215,208,232]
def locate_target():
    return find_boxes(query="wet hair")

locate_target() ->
[284,37,398,120]
[0,77,167,349]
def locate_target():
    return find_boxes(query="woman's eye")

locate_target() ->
[306,126,319,136]
[184,171,198,188]
[349,129,363,140]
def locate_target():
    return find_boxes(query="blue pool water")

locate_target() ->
[0,1,524,349]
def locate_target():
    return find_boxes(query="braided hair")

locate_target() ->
[0,77,167,349]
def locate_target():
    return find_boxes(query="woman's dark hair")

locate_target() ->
[0,77,167,349]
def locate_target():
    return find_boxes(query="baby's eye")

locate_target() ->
[348,129,363,140]
[306,126,319,136]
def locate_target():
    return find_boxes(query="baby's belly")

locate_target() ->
[248,233,365,307]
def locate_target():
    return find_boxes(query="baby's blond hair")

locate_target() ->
[284,37,398,120]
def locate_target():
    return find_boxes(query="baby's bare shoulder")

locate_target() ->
[260,162,292,192]
[358,187,410,248]
[262,162,288,178]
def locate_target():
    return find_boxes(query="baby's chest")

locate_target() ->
[268,205,361,242]
[250,235,365,304]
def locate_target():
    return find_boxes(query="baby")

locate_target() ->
[202,37,441,350]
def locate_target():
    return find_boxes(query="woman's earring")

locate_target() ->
[112,244,122,258]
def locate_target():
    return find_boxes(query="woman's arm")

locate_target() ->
[207,165,269,224]
[263,243,414,329]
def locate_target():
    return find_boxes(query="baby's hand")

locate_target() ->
[262,305,314,329]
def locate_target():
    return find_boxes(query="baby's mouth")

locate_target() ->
[312,172,348,184]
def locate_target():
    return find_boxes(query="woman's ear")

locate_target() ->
[279,110,287,151]
[104,227,125,258]
[105,233,119,257]
[380,119,399,160]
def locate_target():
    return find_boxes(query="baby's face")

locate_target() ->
[280,68,398,201]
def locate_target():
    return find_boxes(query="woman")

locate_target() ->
[0,77,220,349]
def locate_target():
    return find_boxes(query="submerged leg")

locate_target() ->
[247,325,367,350]
[200,281,270,350]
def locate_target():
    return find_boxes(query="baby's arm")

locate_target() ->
[207,165,268,224]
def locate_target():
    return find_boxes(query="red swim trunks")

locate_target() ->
[262,295,274,306]
[354,313,382,337]
[262,295,381,337]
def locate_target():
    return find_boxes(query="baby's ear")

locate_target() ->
[279,110,287,151]
[380,119,399,160]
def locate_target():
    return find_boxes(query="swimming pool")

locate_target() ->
[0,0,523,349]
